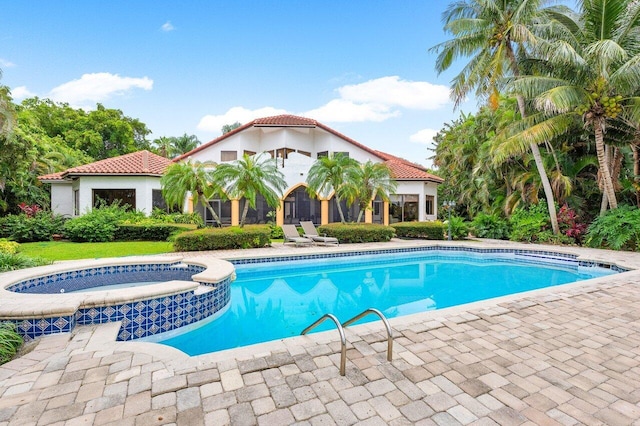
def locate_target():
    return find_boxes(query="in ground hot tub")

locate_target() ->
[0,256,235,341]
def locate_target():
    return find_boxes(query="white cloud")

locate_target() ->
[338,76,451,110]
[410,128,439,145]
[197,106,289,133]
[197,75,451,132]
[11,86,36,100]
[48,72,153,106]
[161,21,175,32]
[0,58,16,68]
[303,99,399,123]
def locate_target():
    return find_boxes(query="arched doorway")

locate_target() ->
[283,186,321,225]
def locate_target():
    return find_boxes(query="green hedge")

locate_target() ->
[392,221,445,240]
[116,223,197,241]
[174,225,271,251]
[317,223,395,243]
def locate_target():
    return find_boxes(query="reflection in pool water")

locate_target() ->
[159,251,615,355]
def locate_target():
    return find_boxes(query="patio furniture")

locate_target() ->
[282,224,314,246]
[300,221,339,245]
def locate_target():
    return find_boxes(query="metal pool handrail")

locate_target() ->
[301,314,347,376]
[342,308,393,362]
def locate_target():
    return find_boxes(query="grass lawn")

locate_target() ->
[19,241,174,261]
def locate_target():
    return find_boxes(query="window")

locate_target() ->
[152,189,180,213]
[390,194,419,223]
[334,151,349,158]
[243,150,256,157]
[221,151,237,161]
[317,151,328,159]
[92,189,136,211]
[425,195,434,216]
[73,190,79,216]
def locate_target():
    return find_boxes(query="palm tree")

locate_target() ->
[306,153,359,223]
[213,152,287,227]
[161,160,224,225]
[505,0,640,213]
[341,161,397,222]
[172,133,200,156]
[153,136,173,158]
[431,0,560,234]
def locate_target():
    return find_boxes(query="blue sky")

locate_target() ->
[1,1,475,167]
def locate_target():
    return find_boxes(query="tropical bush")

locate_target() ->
[317,223,395,243]
[63,203,144,242]
[0,252,51,272]
[508,202,550,242]
[585,205,640,251]
[0,211,66,242]
[116,222,197,241]
[150,208,204,227]
[471,213,510,239]
[393,221,445,240]
[0,239,19,255]
[0,322,23,365]
[557,205,588,245]
[174,225,271,251]
[447,216,470,240]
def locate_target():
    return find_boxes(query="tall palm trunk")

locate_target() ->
[515,94,560,234]
[335,196,346,223]
[632,140,640,207]
[508,46,559,234]
[594,121,618,212]
[240,199,250,227]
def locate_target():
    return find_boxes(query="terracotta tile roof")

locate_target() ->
[38,172,66,181]
[173,114,443,184]
[38,150,172,182]
[173,114,383,162]
[375,150,444,182]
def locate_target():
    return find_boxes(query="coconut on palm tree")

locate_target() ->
[431,0,561,234]
[504,0,640,213]
[214,152,287,227]
[161,160,225,226]
[306,153,359,223]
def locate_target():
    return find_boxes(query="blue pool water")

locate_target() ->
[158,251,615,355]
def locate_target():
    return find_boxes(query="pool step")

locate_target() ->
[301,308,394,376]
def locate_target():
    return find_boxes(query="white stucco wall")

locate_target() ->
[49,182,74,217]
[73,175,162,216]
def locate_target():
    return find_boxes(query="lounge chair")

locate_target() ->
[281,224,314,246]
[300,221,339,245]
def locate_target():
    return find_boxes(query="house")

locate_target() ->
[38,150,172,217]
[174,115,443,226]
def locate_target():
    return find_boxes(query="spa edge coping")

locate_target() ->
[0,256,235,319]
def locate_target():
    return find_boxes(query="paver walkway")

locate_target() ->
[1,241,640,425]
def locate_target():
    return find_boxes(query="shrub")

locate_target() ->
[0,211,66,242]
[0,252,51,272]
[266,211,283,239]
[151,209,204,227]
[116,222,197,241]
[174,225,271,251]
[0,322,23,365]
[447,216,470,240]
[317,223,395,243]
[471,213,510,239]
[0,239,19,255]
[509,202,550,242]
[557,205,587,244]
[392,221,445,240]
[63,203,137,242]
[585,205,640,250]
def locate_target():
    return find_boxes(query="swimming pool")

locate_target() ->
[158,249,616,355]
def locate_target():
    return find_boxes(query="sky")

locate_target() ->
[0,1,477,168]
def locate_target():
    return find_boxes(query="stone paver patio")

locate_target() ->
[1,240,640,425]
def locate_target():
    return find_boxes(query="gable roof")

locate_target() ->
[38,150,172,182]
[173,114,443,183]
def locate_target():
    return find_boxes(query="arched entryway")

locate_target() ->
[283,186,321,225]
